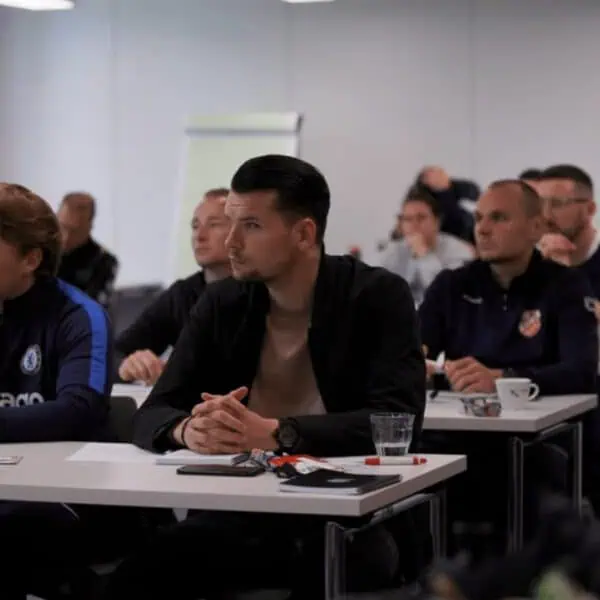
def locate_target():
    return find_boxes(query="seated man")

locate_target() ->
[0,183,112,598]
[419,179,598,554]
[519,168,543,187]
[415,165,480,244]
[420,179,597,395]
[102,155,426,600]
[57,191,119,309]
[537,165,600,292]
[536,164,600,511]
[116,187,231,385]
[382,187,473,305]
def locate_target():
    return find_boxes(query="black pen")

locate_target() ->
[232,452,251,466]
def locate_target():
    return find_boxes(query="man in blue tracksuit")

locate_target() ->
[0,183,112,599]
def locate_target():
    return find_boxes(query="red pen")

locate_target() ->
[364,456,427,466]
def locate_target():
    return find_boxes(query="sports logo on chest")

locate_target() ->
[519,309,542,338]
[20,344,42,376]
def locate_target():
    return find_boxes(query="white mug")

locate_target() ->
[495,377,540,410]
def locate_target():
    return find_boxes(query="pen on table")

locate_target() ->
[364,456,427,466]
[428,351,446,400]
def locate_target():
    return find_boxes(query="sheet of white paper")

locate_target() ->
[112,384,152,395]
[67,443,157,464]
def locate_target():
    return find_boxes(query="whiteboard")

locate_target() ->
[170,113,303,282]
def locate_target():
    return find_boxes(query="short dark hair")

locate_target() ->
[488,178,543,217]
[0,183,62,276]
[61,191,96,221]
[231,154,330,243]
[540,164,594,194]
[204,187,229,199]
[519,168,542,181]
[403,185,442,219]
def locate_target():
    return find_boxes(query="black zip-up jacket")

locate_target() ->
[134,254,426,457]
[58,238,119,309]
[115,271,207,360]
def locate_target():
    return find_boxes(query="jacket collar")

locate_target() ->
[310,251,338,329]
[475,249,545,296]
[248,249,336,329]
[3,276,54,316]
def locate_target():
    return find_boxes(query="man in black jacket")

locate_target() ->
[103,155,426,599]
[116,187,231,384]
[57,191,119,309]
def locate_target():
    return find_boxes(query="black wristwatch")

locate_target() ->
[272,418,300,453]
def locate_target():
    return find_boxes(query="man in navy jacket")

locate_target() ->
[536,164,600,511]
[420,179,598,396]
[0,183,112,599]
[419,179,597,552]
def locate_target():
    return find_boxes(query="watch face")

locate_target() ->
[279,423,298,448]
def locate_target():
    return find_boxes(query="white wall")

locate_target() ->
[1,0,599,284]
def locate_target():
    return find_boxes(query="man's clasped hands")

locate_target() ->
[171,387,279,454]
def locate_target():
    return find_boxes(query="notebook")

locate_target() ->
[279,468,402,496]
[155,450,247,466]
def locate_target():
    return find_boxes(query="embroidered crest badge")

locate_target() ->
[20,344,42,375]
[519,310,542,338]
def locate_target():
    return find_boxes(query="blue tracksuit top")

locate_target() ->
[418,249,598,395]
[0,276,112,442]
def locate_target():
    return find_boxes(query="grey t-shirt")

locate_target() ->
[381,233,473,304]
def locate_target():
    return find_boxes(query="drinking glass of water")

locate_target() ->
[370,413,415,457]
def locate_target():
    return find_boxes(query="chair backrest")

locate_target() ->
[111,284,164,338]
[108,395,138,443]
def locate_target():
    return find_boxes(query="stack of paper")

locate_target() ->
[155,450,246,466]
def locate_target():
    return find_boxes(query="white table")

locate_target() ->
[424,393,597,552]
[424,393,597,432]
[0,442,464,516]
[0,442,466,599]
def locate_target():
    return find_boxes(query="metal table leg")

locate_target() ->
[323,488,450,598]
[508,435,525,553]
[325,520,347,600]
[437,486,447,559]
[571,420,583,514]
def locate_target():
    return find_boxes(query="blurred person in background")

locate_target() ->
[116,188,231,385]
[382,187,473,305]
[537,165,598,274]
[57,192,119,309]
[536,164,600,513]
[414,165,480,243]
[519,168,543,189]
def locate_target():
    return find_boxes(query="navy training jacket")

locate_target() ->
[419,250,598,395]
[0,276,112,442]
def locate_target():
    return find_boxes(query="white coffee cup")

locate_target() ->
[495,377,540,410]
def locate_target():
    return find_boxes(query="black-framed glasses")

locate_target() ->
[546,196,590,210]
